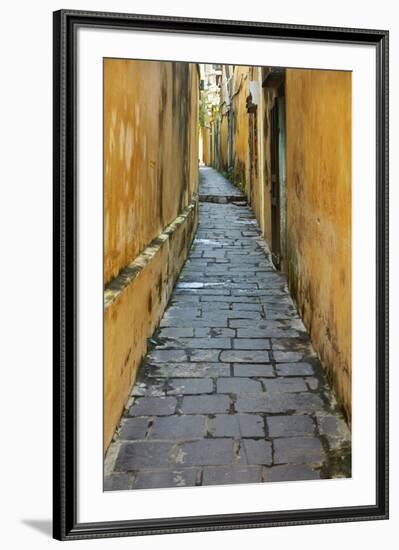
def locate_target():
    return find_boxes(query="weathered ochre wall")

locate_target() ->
[104,59,199,284]
[285,69,352,419]
[230,66,250,191]
[104,59,199,451]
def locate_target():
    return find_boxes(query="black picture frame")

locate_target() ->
[53,9,389,541]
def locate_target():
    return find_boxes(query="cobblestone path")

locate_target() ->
[105,166,351,491]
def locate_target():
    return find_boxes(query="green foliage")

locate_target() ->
[221,168,244,191]
[199,90,220,127]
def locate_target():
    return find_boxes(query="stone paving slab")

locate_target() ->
[267,415,315,438]
[264,464,321,482]
[158,337,232,350]
[273,436,325,465]
[276,363,315,376]
[179,395,231,414]
[144,363,231,378]
[235,392,325,414]
[119,418,151,440]
[203,466,262,485]
[128,397,177,417]
[165,378,214,395]
[104,472,133,491]
[105,166,351,491]
[133,468,199,489]
[232,338,271,349]
[220,350,271,363]
[115,442,175,470]
[240,439,273,465]
[232,363,275,377]
[176,439,235,466]
[262,378,308,393]
[149,415,206,439]
[216,377,263,394]
[210,414,265,437]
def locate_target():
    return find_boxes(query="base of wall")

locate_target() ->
[287,254,352,425]
[104,196,199,452]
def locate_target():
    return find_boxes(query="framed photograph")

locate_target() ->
[53,9,389,540]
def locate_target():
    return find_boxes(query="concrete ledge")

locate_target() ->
[104,195,199,452]
[105,196,198,309]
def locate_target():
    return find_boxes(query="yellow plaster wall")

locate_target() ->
[285,69,352,419]
[104,59,199,284]
[230,66,250,191]
[104,59,199,451]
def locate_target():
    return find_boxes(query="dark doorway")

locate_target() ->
[269,88,286,270]
[270,97,280,267]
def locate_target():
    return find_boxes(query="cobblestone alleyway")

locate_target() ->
[105,166,351,491]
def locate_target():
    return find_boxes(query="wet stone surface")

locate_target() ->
[105,167,351,490]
